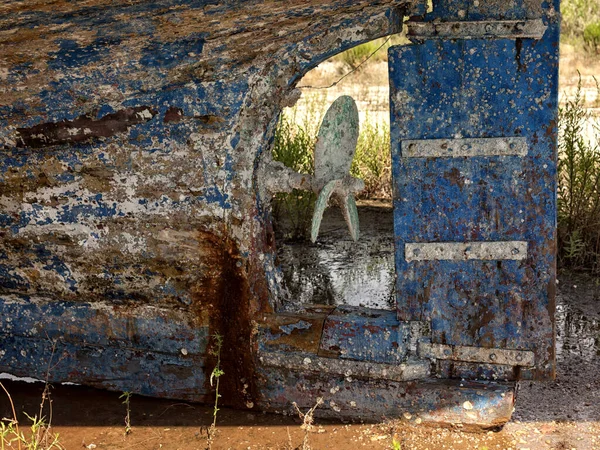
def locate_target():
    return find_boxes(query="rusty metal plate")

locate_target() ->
[318,306,411,363]
[407,19,547,40]
[401,137,528,158]
[419,342,535,367]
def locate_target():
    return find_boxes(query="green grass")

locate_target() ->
[562,0,600,50]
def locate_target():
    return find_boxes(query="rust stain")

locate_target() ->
[259,313,330,354]
[16,107,158,148]
[191,229,257,409]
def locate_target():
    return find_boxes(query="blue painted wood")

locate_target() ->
[389,23,559,379]
[0,296,210,401]
[319,306,411,364]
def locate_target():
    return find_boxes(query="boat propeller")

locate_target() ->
[261,95,364,242]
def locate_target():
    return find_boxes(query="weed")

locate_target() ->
[291,397,323,450]
[1,382,64,450]
[207,333,224,450]
[119,391,132,435]
[557,76,600,272]
[391,438,402,450]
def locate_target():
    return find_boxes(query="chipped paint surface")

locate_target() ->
[0,0,558,426]
[390,0,559,381]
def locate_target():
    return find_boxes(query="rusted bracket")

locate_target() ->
[418,342,535,367]
[407,19,547,41]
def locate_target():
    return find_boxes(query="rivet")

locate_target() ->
[489,353,497,361]
[516,354,523,362]
[485,23,494,33]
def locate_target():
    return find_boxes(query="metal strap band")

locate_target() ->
[401,137,527,158]
[405,241,527,262]
[407,19,547,40]
[419,342,535,367]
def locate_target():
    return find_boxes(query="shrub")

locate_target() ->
[583,22,600,54]
[557,77,600,273]
[561,0,600,49]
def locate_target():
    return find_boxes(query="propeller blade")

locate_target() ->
[310,179,338,243]
[314,96,359,185]
[340,193,360,242]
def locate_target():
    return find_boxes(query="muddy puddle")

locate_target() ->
[556,279,600,361]
[276,202,396,310]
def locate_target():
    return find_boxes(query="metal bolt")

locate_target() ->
[485,23,494,33]
[489,353,497,361]
[516,354,523,362]
[511,248,520,255]
[461,144,469,151]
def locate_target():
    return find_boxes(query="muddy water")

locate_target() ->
[276,203,396,310]
[556,292,600,360]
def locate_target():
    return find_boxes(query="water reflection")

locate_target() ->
[556,291,600,360]
[276,204,396,310]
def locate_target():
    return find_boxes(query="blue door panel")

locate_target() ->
[389,34,557,379]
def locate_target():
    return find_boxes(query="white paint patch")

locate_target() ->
[0,373,43,384]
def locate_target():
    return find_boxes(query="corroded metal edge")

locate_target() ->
[258,369,516,427]
[258,351,430,382]
[405,241,528,262]
[419,342,535,367]
[401,137,528,158]
[407,19,547,40]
